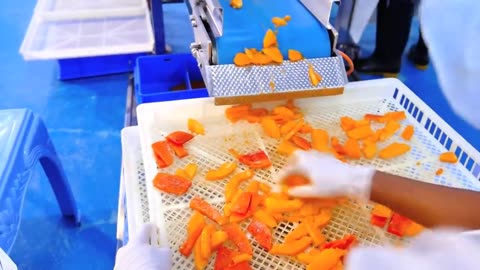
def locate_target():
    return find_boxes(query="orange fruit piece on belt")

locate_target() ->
[288,49,303,62]
[234,52,251,67]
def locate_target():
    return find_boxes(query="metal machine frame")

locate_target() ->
[187,0,348,105]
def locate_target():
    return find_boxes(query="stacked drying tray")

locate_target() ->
[120,78,480,269]
[20,0,154,79]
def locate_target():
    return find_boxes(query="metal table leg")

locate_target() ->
[334,0,363,81]
[151,0,168,54]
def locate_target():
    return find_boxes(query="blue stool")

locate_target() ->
[0,109,80,253]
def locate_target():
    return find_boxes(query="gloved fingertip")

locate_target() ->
[160,248,173,258]
[132,223,155,244]
[270,184,282,193]
[292,150,316,164]
[346,247,397,269]
[157,248,173,269]
[276,165,300,183]
[287,185,315,198]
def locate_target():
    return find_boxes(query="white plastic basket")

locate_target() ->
[37,0,146,12]
[20,0,154,60]
[135,78,480,269]
[121,127,150,235]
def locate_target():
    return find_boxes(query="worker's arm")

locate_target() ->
[278,151,480,229]
[371,171,480,229]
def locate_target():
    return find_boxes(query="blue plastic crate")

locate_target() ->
[134,54,209,104]
[58,53,149,80]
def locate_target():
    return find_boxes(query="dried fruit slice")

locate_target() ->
[263,29,277,48]
[263,47,283,63]
[230,0,242,8]
[308,63,322,86]
[272,17,288,27]
[288,49,303,62]
[234,53,251,67]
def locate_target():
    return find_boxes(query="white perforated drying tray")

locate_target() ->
[20,0,154,60]
[121,127,150,236]
[135,78,480,269]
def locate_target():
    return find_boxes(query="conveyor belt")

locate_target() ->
[216,0,332,64]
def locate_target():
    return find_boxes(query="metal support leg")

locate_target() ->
[334,0,357,45]
[151,0,167,54]
[25,115,81,225]
[334,0,362,81]
[0,110,81,252]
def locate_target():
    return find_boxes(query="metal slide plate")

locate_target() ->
[206,56,348,105]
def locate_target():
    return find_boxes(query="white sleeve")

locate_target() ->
[349,0,379,44]
[419,0,480,129]
[345,229,480,270]
[461,229,480,241]
[0,248,17,270]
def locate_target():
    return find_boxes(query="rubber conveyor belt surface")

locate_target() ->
[216,0,332,64]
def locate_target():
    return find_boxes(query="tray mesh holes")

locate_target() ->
[136,93,480,269]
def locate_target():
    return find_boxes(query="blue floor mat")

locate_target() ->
[1,0,127,268]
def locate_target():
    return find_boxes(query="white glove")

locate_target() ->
[277,151,375,200]
[0,247,17,270]
[114,223,172,270]
[346,229,480,270]
[350,0,379,44]
[420,0,480,129]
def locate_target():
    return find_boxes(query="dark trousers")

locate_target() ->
[372,0,415,62]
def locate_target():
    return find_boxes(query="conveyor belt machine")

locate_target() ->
[187,0,348,104]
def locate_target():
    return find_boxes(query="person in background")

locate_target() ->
[277,0,480,269]
[407,30,429,70]
[114,0,479,269]
[354,0,429,75]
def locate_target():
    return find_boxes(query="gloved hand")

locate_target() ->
[346,229,480,270]
[114,223,172,270]
[277,151,376,200]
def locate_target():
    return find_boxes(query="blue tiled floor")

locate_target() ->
[1,1,478,269]
[2,1,127,269]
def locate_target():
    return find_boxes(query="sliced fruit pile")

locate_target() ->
[178,175,353,270]
[370,204,424,237]
[151,124,204,195]
[227,10,322,87]
[226,101,459,174]
[147,99,459,269]
[225,101,416,163]
[152,131,193,168]
[233,18,305,67]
